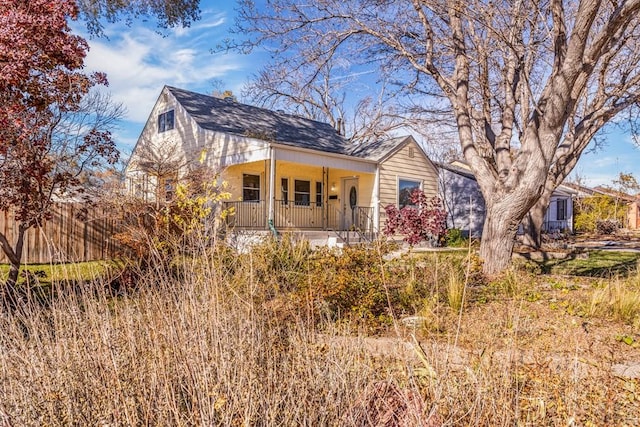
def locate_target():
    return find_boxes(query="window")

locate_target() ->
[398,178,421,208]
[294,180,311,206]
[557,198,567,221]
[243,174,260,202]
[281,177,289,205]
[158,110,175,133]
[163,177,175,202]
[316,181,323,207]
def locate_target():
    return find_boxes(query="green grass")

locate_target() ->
[0,260,116,286]
[540,250,640,277]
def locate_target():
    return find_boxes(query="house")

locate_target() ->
[627,198,640,230]
[438,161,577,236]
[125,86,440,237]
[588,185,637,230]
[437,162,486,237]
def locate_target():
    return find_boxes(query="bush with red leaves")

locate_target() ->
[384,189,447,246]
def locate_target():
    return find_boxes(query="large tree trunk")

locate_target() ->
[479,201,523,275]
[520,192,552,248]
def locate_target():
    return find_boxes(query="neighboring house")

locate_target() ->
[437,161,577,236]
[545,185,577,232]
[564,182,640,230]
[627,198,640,230]
[438,162,485,237]
[126,86,439,235]
[591,185,637,229]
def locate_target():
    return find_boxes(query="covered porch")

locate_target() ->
[220,144,379,234]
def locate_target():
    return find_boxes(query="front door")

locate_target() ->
[342,178,359,230]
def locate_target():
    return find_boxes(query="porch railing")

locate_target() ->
[224,200,377,239]
[331,205,376,244]
[542,220,571,232]
[355,206,376,241]
[273,199,325,229]
[224,200,266,229]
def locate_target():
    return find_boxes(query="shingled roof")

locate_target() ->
[167,86,351,155]
[347,136,411,161]
[436,162,477,180]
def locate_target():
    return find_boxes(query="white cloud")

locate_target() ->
[589,156,620,168]
[172,10,227,37]
[82,21,247,124]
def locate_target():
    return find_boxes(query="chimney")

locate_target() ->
[336,118,343,135]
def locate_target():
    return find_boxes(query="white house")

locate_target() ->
[125,86,441,237]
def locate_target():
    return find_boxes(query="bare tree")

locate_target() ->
[125,137,190,208]
[243,57,421,144]
[233,0,640,273]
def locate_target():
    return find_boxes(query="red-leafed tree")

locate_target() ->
[0,0,119,292]
[384,189,447,246]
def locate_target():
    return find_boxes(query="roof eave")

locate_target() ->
[269,141,378,164]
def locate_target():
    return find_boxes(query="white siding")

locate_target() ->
[126,87,271,200]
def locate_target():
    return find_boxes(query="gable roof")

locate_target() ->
[347,136,410,161]
[167,86,350,155]
[160,86,433,167]
[436,161,476,180]
[592,185,636,202]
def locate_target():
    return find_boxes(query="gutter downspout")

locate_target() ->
[268,145,278,237]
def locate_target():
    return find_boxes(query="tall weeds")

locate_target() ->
[0,251,386,425]
[1,235,637,425]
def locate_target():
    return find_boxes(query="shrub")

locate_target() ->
[444,228,468,247]
[595,219,621,235]
[112,175,232,267]
[574,194,626,233]
[384,189,447,246]
[305,244,394,324]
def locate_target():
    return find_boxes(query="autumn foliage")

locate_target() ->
[0,0,118,289]
[384,189,447,246]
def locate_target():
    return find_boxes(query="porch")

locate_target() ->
[542,220,572,233]
[218,146,380,235]
[224,199,376,235]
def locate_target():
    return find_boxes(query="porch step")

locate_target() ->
[291,230,367,248]
[226,230,368,252]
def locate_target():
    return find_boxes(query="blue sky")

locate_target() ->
[78,0,640,188]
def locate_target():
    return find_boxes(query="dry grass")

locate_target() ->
[589,271,640,326]
[1,239,639,426]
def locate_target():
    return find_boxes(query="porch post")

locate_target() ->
[323,167,328,229]
[373,165,380,232]
[268,146,276,226]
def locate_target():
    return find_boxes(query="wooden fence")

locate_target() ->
[0,203,123,264]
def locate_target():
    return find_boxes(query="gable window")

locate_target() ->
[316,181,323,207]
[557,199,567,221]
[398,178,421,208]
[158,110,175,133]
[243,174,260,202]
[294,179,311,206]
[281,177,289,205]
